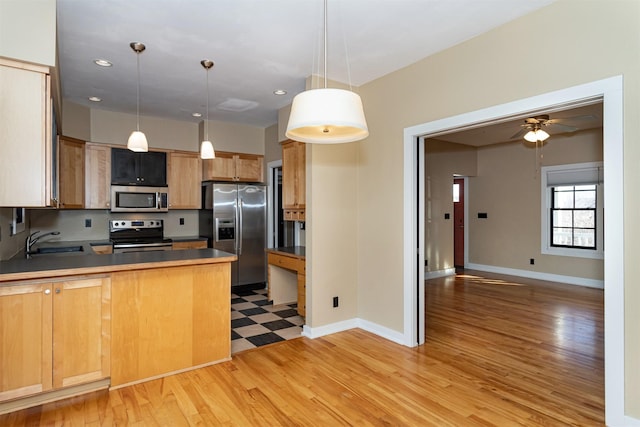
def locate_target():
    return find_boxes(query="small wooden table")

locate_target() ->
[266,247,306,317]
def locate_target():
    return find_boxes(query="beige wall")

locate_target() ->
[264,123,281,165]
[468,129,603,279]
[0,0,56,66]
[61,100,91,141]
[424,140,477,272]
[197,119,265,155]
[0,208,27,260]
[343,0,640,416]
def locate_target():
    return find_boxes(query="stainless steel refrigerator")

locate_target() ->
[199,182,267,288]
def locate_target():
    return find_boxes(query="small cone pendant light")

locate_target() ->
[200,59,215,159]
[128,42,148,152]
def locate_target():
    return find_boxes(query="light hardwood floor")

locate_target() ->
[1,270,604,426]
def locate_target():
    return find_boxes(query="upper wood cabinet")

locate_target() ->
[0,58,55,207]
[85,143,111,209]
[282,140,306,221]
[168,151,201,209]
[58,136,85,209]
[202,151,264,183]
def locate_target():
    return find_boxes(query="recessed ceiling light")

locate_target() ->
[274,89,287,95]
[192,112,202,118]
[88,96,102,102]
[94,59,112,67]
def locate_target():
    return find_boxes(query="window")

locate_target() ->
[550,185,596,249]
[541,162,603,259]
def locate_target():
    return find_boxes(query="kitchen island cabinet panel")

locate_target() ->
[52,277,110,389]
[0,283,53,401]
[110,263,231,387]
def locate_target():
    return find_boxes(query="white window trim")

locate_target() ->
[540,162,604,259]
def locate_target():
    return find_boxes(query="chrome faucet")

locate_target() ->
[25,231,60,258]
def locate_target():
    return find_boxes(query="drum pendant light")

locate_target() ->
[127,42,148,152]
[200,60,215,159]
[286,0,368,144]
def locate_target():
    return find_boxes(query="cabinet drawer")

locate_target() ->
[172,241,207,250]
[284,210,305,221]
[268,253,302,272]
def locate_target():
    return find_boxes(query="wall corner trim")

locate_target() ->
[302,318,406,347]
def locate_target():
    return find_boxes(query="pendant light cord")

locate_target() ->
[136,52,141,132]
[323,0,327,89]
[206,67,210,141]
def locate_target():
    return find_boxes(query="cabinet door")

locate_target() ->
[202,151,236,181]
[235,153,264,183]
[52,277,110,389]
[282,141,298,209]
[139,151,167,186]
[0,283,53,401]
[58,136,85,209]
[0,60,53,207]
[85,143,111,209]
[111,148,138,185]
[172,240,207,250]
[168,152,201,209]
[295,142,306,209]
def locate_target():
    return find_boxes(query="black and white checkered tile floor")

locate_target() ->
[231,287,304,354]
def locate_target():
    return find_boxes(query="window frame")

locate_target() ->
[540,162,604,259]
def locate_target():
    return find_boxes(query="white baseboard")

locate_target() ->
[424,268,456,280]
[302,318,406,346]
[465,263,604,289]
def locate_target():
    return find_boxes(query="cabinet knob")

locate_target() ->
[44,289,51,295]
[55,288,61,294]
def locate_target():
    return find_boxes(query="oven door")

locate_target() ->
[113,242,173,254]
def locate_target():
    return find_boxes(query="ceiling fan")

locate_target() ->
[510,114,592,141]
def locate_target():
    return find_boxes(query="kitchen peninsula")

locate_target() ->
[0,249,236,414]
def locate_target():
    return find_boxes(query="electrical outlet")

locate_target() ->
[179,217,185,225]
[85,218,92,228]
[530,258,535,265]
[333,296,339,308]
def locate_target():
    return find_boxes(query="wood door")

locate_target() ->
[85,143,111,209]
[169,151,201,209]
[58,136,85,209]
[0,282,53,401]
[52,277,111,389]
[454,178,465,268]
[235,153,264,183]
[282,141,298,209]
[295,141,306,209]
[202,151,236,181]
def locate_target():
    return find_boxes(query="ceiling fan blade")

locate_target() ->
[510,128,528,140]
[552,114,597,123]
[548,122,579,132]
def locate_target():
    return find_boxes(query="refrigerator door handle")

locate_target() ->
[238,198,244,255]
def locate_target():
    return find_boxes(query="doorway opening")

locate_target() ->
[403,76,624,424]
[453,177,465,268]
[267,161,295,249]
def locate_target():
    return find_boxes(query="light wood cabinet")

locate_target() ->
[0,276,110,402]
[85,143,111,209]
[168,151,201,209]
[282,140,306,221]
[0,282,53,401]
[172,240,207,250]
[0,58,55,207]
[52,277,110,389]
[111,263,230,387]
[58,136,85,209]
[202,151,264,183]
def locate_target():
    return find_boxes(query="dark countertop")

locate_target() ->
[267,246,306,259]
[0,248,237,283]
[170,236,208,242]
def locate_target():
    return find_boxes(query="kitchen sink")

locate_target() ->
[35,245,84,254]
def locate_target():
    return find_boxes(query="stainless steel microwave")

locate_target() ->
[111,185,169,212]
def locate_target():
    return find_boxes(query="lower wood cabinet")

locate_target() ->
[172,240,207,250]
[0,276,110,402]
[110,263,230,387]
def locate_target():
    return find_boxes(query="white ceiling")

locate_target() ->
[56,0,555,128]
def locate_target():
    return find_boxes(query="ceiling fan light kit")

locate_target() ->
[524,128,550,143]
[127,42,149,152]
[286,0,369,144]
